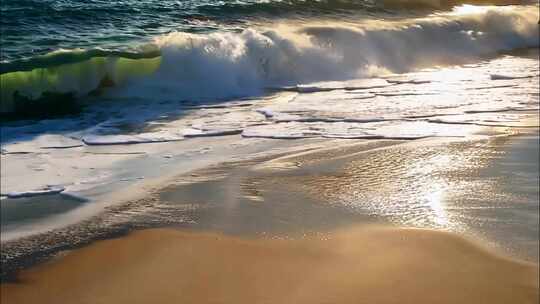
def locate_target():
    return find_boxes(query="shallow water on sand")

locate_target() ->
[1,133,538,281]
[156,134,539,260]
[1,50,538,280]
[250,134,538,259]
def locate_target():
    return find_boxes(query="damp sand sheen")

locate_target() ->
[2,131,539,304]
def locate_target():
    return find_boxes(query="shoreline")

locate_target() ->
[1,125,538,283]
[2,50,538,242]
[0,138,404,281]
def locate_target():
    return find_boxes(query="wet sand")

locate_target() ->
[1,131,538,303]
[2,226,538,304]
[154,133,539,260]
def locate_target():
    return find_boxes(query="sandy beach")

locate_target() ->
[1,8,538,301]
[2,127,539,304]
[2,226,538,304]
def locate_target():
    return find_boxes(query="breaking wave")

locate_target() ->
[1,5,538,114]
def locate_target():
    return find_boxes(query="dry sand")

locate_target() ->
[2,226,538,304]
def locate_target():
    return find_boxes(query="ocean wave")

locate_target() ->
[0,47,161,74]
[197,0,533,15]
[1,5,538,115]
[2,0,534,62]
[380,0,531,8]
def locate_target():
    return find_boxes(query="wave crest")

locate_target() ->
[1,5,538,115]
[115,5,539,101]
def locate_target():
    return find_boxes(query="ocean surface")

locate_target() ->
[4,0,531,62]
[1,0,539,114]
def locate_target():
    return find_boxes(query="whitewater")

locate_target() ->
[1,4,538,112]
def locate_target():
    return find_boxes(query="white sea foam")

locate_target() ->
[4,186,65,199]
[82,133,184,145]
[427,113,540,127]
[241,120,483,140]
[110,5,538,102]
[490,73,538,80]
[3,5,536,110]
[182,128,243,137]
[1,5,539,243]
[1,48,538,241]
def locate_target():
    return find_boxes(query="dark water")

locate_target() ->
[1,1,537,69]
[0,0,402,64]
[1,194,87,230]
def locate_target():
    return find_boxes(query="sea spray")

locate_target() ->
[1,5,538,116]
